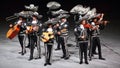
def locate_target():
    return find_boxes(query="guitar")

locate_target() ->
[26,26,33,34]
[26,25,39,34]
[6,24,20,39]
[57,28,67,35]
[41,31,54,42]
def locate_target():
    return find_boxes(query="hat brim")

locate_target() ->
[58,14,70,19]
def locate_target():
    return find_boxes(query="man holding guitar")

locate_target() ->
[41,23,54,66]
[57,14,70,60]
[27,14,42,61]
[8,16,27,55]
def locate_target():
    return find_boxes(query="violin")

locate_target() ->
[83,23,92,29]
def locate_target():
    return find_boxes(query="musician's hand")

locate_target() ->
[26,26,30,30]
[81,36,85,39]
[57,32,61,35]
[17,20,22,25]
[33,26,39,32]
[56,23,59,27]
[96,25,99,28]
[92,25,99,30]
[26,30,29,34]
[92,26,96,30]
[101,13,104,17]
[9,24,13,27]
[103,21,108,26]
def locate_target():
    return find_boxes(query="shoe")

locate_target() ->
[21,52,24,55]
[93,52,98,55]
[79,61,83,64]
[64,57,69,60]
[61,56,65,59]
[22,50,27,55]
[35,56,41,59]
[48,63,52,65]
[25,45,30,48]
[76,45,79,47]
[55,48,60,50]
[85,61,89,64]
[18,51,22,54]
[28,57,33,61]
[89,56,92,61]
[18,51,24,55]
[44,63,47,66]
[99,57,105,60]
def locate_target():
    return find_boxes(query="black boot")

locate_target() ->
[79,61,83,64]
[35,56,41,59]
[28,57,33,61]
[55,48,60,50]
[44,63,47,66]
[64,55,70,60]
[26,45,30,48]
[99,57,105,60]
[48,62,52,65]
[85,61,89,64]
[61,55,65,59]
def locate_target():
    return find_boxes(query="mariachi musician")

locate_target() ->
[74,19,89,64]
[54,22,61,50]
[27,13,42,61]
[41,22,54,66]
[89,13,107,60]
[9,16,27,55]
[57,14,70,60]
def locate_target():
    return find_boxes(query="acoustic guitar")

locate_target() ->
[41,31,54,42]
[57,28,67,35]
[26,26,33,34]
[6,24,20,39]
[26,25,39,34]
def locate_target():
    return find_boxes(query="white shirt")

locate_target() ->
[80,24,84,30]
[17,20,22,24]
[32,20,37,24]
[47,28,53,32]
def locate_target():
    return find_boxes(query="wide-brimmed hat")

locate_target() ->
[44,18,59,25]
[14,11,43,19]
[32,12,43,19]
[14,11,33,18]
[57,14,70,19]
[25,4,38,11]
[47,1,61,9]
[53,9,69,15]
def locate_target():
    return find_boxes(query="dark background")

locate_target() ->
[0,1,120,68]
[0,0,119,20]
[0,0,120,34]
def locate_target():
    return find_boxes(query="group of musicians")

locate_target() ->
[74,13,107,64]
[7,3,108,66]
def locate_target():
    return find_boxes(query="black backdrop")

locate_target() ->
[0,0,119,20]
[0,0,120,31]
